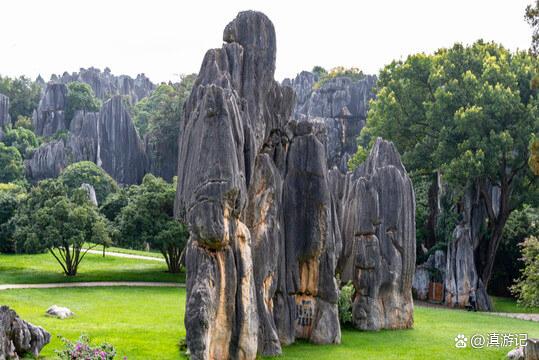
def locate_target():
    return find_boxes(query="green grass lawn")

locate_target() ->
[491,296,539,314]
[0,253,184,284]
[84,243,165,259]
[1,287,538,360]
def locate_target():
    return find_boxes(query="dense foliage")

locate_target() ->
[65,82,101,126]
[0,183,26,253]
[354,41,539,289]
[526,0,539,55]
[337,282,354,327]
[0,75,41,121]
[13,179,110,276]
[511,235,539,307]
[2,127,39,158]
[60,161,118,204]
[0,142,24,183]
[114,174,188,273]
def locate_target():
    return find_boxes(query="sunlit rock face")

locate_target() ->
[284,71,376,172]
[331,138,416,331]
[175,11,415,360]
[33,82,68,137]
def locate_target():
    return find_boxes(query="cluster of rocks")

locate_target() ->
[46,67,155,104]
[27,91,148,185]
[175,11,415,359]
[412,250,445,301]
[0,306,50,360]
[283,70,376,171]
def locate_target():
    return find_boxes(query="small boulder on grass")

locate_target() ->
[507,347,524,360]
[46,305,74,319]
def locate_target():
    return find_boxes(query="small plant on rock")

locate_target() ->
[338,281,355,327]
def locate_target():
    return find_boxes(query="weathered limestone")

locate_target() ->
[45,305,74,319]
[444,186,492,311]
[284,71,376,171]
[54,67,155,103]
[0,306,50,359]
[176,11,415,359]
[26,97,147,185]
[331,138,416,330]
[412,250,445,301]
[33,83,68,137]
[0,94,10,128]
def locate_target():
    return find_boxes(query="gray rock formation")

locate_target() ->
[53,67,155,103]
[284,71,376,171]
[0,306,50,359]
[175,11,415,359]
[412,250,445,300]
[331,138,416,330]
[444,186,492,311]
[0,94,10,140]
[33,83,68,137]
[80,183,98,206]
[26,97,147,185]
[45,305,74,319]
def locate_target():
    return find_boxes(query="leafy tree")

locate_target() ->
[511,235,539,307]
[100,189,128,222]
[59,161,118,204]
[312,66,327,79]
[0,75,41,121]
[115,174,188,273]
[357,41,539,290]
[65,82,101,126]
[3,127,39,158]
[491,206,539,296]
[14,115,33,130]
[0,183,26,253]
[530,136,539,175]
[13,179,109,276]
[0,142,24,183]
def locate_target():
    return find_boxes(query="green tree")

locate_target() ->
[511,235,539,307]
[357,41,539,290]
[115,174,188,273]
[14,115,33,130]
[314,66,365,89]
[100,189,128,222]
[3,127,39,158]
[0,75,41,121]
[312,66,327,79]
[65,82,101,126]
[0,183,26,253]
[13,179,109,276]
[0,142,24,183]
[59,161,118,204]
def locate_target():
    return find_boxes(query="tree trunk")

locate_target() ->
[163,245,182,273]
[425,171,441,249]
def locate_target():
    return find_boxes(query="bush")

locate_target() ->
[3,127,39,158]
[65,82,101,126]
[313,66,365,89]
[338,282,354,327]
[0,183,26,253]
[55,335,118,360]
[511,236,539,308]
[60,161,118,204]
[0,142,24,183]
[14,115,33,130]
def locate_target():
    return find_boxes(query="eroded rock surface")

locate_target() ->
[284,71,376,171]
[331,138,416,330]
[26,97,147,184]
[0,306,50,359]
[176,11,415,359]
[33,83,68,137]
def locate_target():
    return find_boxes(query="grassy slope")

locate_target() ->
[84,242,165,259]
[491,296,539,314]
[1,288,538,360]
[0,253,184,284]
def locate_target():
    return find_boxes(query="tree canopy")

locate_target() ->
[59,161,118,204]
[355,40,539,288]
[0,142,25,183]
[13,179,109,275]
[0,75,41,122]
[65,82,101,125]
[2,127,39,158]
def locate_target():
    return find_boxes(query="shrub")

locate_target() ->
[65,82,101,126]
[60,161,118,204]
[511,236,539,308]
[0,142,24,183]
[0,183,26,253]
[313,66,365,89]
[338,282,354,327]
[55,335,118,360]
[3,127,39,158]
